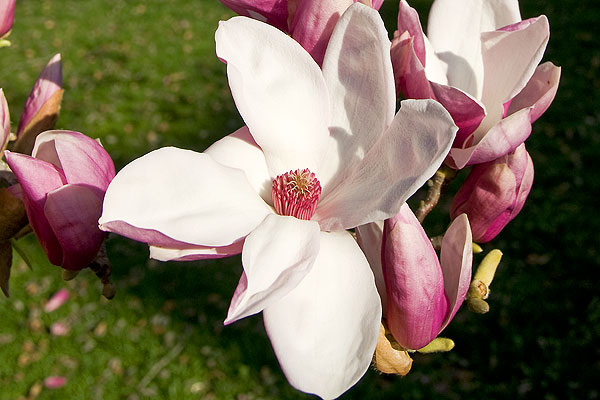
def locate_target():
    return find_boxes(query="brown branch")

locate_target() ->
[416,165,456,223]
[88,243,116,299]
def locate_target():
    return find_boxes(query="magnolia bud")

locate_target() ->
[0,0,15,41]
[466,249,503,314]
[451,144,533,242]
[5,130,115,271]
[417,337,455,353]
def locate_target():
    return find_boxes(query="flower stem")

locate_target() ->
[416,165,456,223]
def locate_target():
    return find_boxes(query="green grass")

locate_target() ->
[1,0,599,399]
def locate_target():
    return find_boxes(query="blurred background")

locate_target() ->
[0,0,598,399]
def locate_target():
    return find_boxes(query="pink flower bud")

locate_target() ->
[0,0,15,39]
[382,204,472,350]
[44,288,69,312]
[4,130,115,270]
[17,53,62,137]
[450,144,534,242]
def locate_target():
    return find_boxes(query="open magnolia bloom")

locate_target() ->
[218,0,384,65]
[100,4,457,398]
[392,0,560,169]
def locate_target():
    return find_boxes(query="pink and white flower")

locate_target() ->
[100,4,457,398]
[392,0,560,169]
[17,53,62,138]
[218,0,384,65]
[5,130,115,271]
[0,54,62,155]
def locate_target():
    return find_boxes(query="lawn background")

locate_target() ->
[0,0,598,399]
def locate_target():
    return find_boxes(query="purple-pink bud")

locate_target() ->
[0,0,15,39]
[17,53,62,137]
[450,144,534,243]
[382,204,472,350]
[4,130,115,270]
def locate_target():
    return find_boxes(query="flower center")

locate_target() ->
[271,168,322,220]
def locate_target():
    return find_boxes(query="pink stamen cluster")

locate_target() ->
[272,168,322,220]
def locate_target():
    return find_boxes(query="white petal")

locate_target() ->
[356,221,387,313]
[319,3,395,188]
[99,147,272,247]
[427,0,522,99]
[215,16,330,176]
[205,126,272,204]
[225,214,320,324]
[263,230,381,399]
[315,99,457,231]
[423,34,448,85]
[149,241,244,261]
[478,16,550,131]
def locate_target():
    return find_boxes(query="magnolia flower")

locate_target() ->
[12,53,63,155]
[218,0,384,65]
[0,0,15,40]
[5,130,115,270]
[0,54,62,155]
[357,206,472,350]
[382,205,472,350]
[450,143,533,242]
[100,4,457,398]
[392,0,560,169]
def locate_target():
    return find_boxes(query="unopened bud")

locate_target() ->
[417,337,455,353]
[467,297,490,314]
[467,249,503,311]
[474,249,503,286]
[468,279,489,300]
